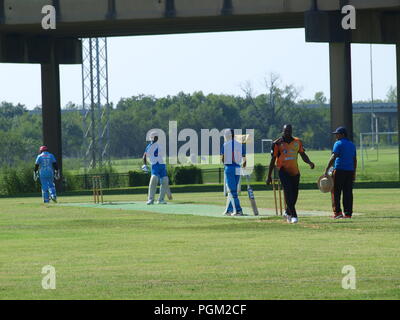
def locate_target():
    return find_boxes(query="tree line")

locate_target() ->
[0,79,397,167]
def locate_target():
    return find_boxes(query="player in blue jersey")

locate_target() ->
[34,146,60,203]
[143,132,169,205]
[325,127,357,219]
[221,129,246,216]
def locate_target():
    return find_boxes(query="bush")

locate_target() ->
[127,165,177,187]
[172,165,203,185]
[166,165,174,184]
[253,163,266,182]
[0,166,41,195]
[63,170,84,191]
[128,171,150,187]
[85,164,116,175]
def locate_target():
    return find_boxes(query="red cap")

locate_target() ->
[39,146,48,153]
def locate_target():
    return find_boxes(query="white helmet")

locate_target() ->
[149,131,158,142]
[223,128,233,141]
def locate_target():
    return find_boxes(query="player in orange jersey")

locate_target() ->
[266,124,315,223]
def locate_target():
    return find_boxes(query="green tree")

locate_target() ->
[386,86,397,103]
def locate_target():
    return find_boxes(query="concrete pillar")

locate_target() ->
[41,40,63,190]
[329,42,353,141]
[397,44,400,181]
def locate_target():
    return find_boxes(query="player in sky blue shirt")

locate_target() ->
[34,146,59,203]
[221,129,246,216]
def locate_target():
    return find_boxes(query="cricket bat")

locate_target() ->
[223,171,227,196]
[166,183,173,200]
[245,175,259,216]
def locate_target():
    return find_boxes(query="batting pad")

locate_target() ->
[148,175,159,201]
[159,176,169,201]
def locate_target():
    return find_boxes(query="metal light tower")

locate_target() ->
[370,44,375,145]
[82,38,111,170]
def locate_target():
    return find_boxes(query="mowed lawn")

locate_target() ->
[0,188,399,300]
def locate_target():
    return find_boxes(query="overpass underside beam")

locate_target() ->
[0,35,81,63]
[305,10,400,44]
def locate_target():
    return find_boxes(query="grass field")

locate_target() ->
[1,188,399,300]
[64,147,400,183]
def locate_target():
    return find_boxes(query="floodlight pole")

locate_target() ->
[370,44,375,145]
[360,133,364,170]
[82,38,111,170]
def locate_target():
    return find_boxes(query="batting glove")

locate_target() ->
[54,170,60,180]
[33,171,39,182]
[141,165,149,173]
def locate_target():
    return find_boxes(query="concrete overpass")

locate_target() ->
[1,1,400,38]
[303,103,398,114]
[1,0,400,179]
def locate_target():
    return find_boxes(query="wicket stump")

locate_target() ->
[272,170,287,216]
[92,176,104,204]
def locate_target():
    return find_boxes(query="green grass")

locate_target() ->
[1,188,400,299]
[64,148,399,183]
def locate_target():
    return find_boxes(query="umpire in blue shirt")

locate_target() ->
[324,127,357,219]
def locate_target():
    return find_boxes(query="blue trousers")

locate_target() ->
[40,176,57,203]
[225,166,242,213]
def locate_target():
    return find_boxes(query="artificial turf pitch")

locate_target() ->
[61,201,335,218]
[1,189,399,300]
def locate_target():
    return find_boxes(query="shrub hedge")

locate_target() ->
[253,163,266,182]
[171,165,203,185]
[0,166,41,195]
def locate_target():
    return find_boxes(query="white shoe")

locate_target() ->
[146,200,154,205]
[222,211,233,216]
[232,211,244,216]
[291,217,298,224]
[284,213,291,223]
[157,200,167,204]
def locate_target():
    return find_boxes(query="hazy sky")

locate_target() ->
[0,28,397,109]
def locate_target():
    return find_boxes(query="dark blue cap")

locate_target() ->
[332,127,347,135]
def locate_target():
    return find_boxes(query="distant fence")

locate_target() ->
[68,167,267,191]
[67,173,130,190]
[69,169,223,190]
